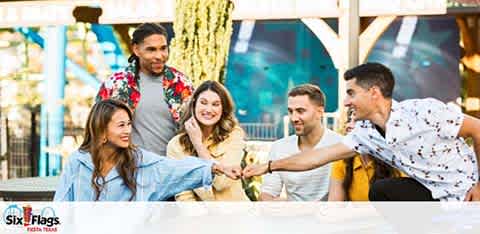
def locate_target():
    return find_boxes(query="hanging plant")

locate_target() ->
[169,0,234,86]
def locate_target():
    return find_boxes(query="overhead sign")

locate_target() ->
[98,0,340,23]
[98,0,446,23]
[0,0,447,28]
[98,0,174,24]
[360,0,447,16]
[0,1,77,28]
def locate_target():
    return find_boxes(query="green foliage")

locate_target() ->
[240,148,263,201]
[170,0,234,86]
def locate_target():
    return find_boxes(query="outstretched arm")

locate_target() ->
[458,114,480,201]
[211,163,242,180]
[243,143,355,178]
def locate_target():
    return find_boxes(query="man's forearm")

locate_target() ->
[473,134,480,176]
[270,143,355,172]
[259,192,286,201]
[458,115,480,177]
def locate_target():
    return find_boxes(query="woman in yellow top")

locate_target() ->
[328,110,404,201]
[167,80,249,201]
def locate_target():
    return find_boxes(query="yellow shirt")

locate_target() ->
[166,126,250,201]
[331,155,405,201]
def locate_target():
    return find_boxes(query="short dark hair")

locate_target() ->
[131,23,168,45]
[344,63,395,98]
[288,84,325,107]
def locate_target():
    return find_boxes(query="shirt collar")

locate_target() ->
[139,66,168,80]
[390,99,400,113]
[353,155,373,170]
[204,137,225,159]
[385,99,411,145]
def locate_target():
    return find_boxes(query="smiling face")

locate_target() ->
[105,109,132,148]
[132,34,169,76]
[194,90,223,127]
[344,78,377,121]
[287,95,324,136]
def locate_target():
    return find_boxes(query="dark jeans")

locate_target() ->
[369,177,439,201]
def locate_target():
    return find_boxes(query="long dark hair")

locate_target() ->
[178,80,240,155]
[79,99,138,201]
[128,23,168,79]
[342,157,401,200]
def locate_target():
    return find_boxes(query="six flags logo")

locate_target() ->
[2,204,60,232]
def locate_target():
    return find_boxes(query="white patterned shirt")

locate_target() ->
[343,98,478,201]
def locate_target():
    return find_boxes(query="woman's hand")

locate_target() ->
[185,117,203,146]
[212,163,242,180]
[185,117,214,160]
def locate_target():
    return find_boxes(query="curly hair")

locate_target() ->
[177,80,239,155]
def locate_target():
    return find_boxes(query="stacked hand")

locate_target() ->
[212,164,242,179]
[242,163,269,178]
[212,163,270,180]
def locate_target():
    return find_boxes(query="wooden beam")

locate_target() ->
[457,16,476,55]
[359,16,396,63]
[301,18,340,68]
[338,0,359,113]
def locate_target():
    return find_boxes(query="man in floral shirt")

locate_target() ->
[243,63,480,201]
[96,23,193,156]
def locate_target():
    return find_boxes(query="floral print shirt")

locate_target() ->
[343,98,478,201]
[96,66,193,122]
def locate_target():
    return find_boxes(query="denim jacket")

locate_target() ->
[54,148,213,201]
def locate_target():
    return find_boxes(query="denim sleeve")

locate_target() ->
[154,156,214,200]
[53,155,76,201]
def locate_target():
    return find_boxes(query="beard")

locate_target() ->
[148,65,165,77]
[139,60,166,77]
[293,126,307,136]
[295,124,316,137]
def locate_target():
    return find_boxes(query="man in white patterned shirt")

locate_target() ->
[259,84,342,201]
[244,63,480,201]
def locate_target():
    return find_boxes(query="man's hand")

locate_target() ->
[242,163,269,179]
[212,164,242,180]
[464,182,480,201]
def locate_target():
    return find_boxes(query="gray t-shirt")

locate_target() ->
[131,72,177,156]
